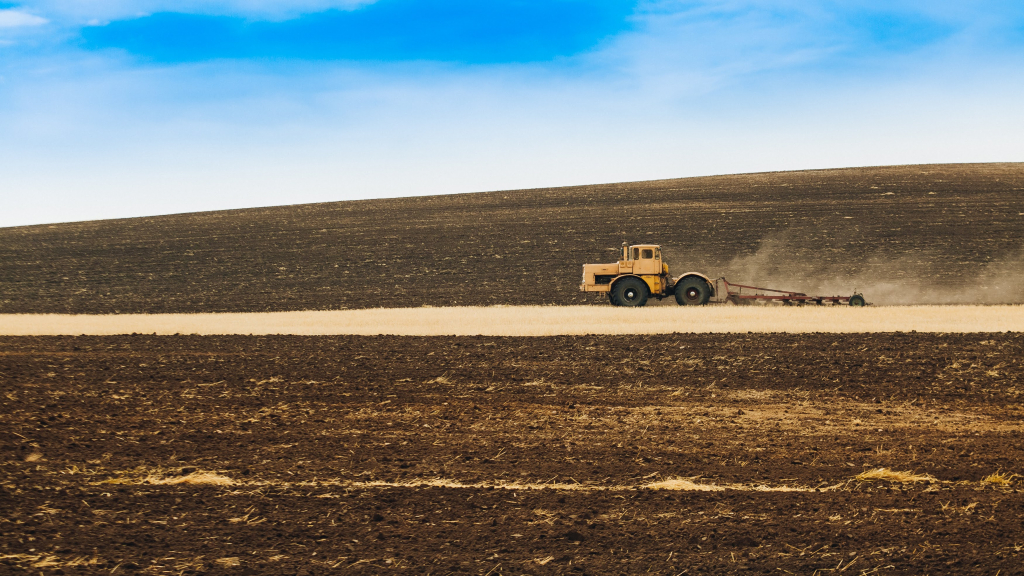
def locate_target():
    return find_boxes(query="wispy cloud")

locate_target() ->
[18,1,375,22]
[0,8,47,28]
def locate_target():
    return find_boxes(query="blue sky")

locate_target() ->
[2,1,1023,226]
[79,1,636,62]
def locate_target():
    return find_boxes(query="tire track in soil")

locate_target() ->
[2,333,1023,574]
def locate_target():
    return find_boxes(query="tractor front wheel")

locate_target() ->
[611,278,648,307]
[675,277,711,306]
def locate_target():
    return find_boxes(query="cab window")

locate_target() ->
[641,249,653,259]
[632,248,640,260]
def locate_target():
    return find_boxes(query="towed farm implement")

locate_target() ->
[581,242,866,307]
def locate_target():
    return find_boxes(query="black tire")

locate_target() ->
[675,276,711,305]
[849,294,866,307]
[611,277,648,307]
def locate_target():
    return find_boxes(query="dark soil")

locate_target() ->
[2,163,1023,313]
[3,333,1023,574]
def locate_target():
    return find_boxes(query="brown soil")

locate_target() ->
[2,163,1023,313]
[3,333,1023,574]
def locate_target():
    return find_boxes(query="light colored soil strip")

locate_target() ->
[97,472,819,492]
[220,477,823,493]
[321,470,1014,492]
[97,469,1012,493]
[95,474,877,493]
[245,474,1007,493]
[2,305,1023,335]
[355,478,824,493]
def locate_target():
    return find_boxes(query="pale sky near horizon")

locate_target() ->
[1,1,1023,227]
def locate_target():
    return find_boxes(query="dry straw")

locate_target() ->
[0,554,101,570]
[642,478,723,492]
[2,304,1023,335]
[146,471,234,486]
[981,471,1018,486]
[99,468,234,486]
[855,468,937,483]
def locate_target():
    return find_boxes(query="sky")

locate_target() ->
[1,1,1023,227]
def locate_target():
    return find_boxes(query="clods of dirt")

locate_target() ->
[1,333,1022,573]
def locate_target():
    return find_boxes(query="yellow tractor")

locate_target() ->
[580,243,714,307]
[581,242,867,307]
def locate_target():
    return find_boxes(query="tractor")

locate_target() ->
[581,243,866,307]
[580,243,713,307]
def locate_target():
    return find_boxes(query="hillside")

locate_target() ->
[1,163,1022,313]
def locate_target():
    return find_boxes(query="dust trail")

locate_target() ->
[667,233,1024,306]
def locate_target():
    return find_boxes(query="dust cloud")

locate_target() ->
[665,233,1024,306]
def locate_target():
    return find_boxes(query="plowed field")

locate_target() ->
[3,333,1023,574]
[2,163,1023,314]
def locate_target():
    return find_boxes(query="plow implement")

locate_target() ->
[713,278,866,306]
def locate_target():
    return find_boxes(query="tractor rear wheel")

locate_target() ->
[849,294,866,307]
[675,277,711,306]
[611,277,648,307]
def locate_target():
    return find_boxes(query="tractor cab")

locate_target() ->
[620,243,664,276]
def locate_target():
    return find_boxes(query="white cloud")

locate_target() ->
[2,46,1024,227]
[0,9,48,27]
